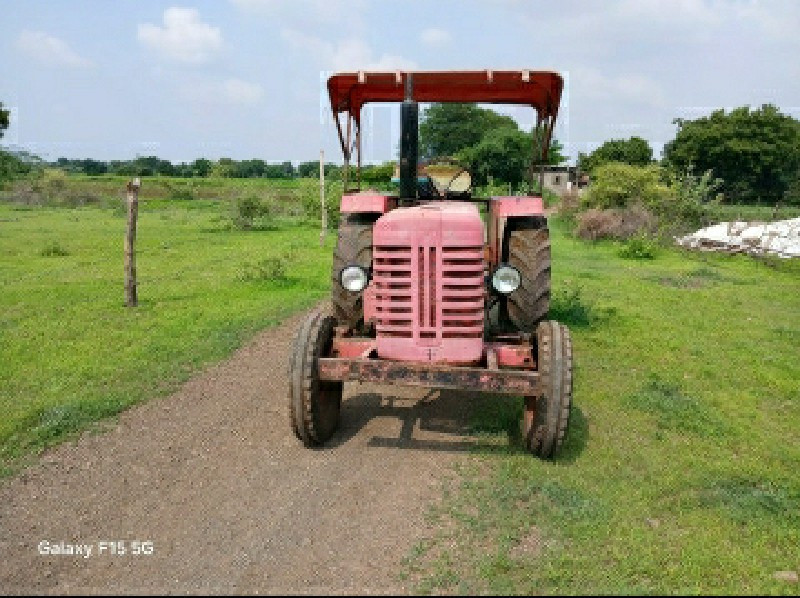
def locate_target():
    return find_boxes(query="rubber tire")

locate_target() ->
[289,310,343,447]
[332,214,374,331]
[504,219,551,332]
[523,320,572,458]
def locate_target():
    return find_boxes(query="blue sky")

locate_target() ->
[2,0,799,164]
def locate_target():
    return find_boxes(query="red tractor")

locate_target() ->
[290,70,572,458]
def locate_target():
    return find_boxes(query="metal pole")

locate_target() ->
[124,178,140,307]
[320,149,326,246]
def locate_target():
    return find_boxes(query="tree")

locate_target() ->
[577,136,653,173]
[360,161,395,185]
[458,127,533,186]
[191,158,212,177]
[211,158,237,178]
[663,104,800,204]
[80,159,107,176]
[236,159,266,178]
[547,138,567,166]
[420,102,566,184]
[0,102,9,139]
[419,103,517,159]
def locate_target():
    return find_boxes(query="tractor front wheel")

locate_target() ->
[289,310,343,446]
[523,320,572,458]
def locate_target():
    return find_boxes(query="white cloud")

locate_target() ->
[420,28,451,46]
[138,7,222,64]
[221,78,264,104]
[281,29,416,71]
[16,30,91,68]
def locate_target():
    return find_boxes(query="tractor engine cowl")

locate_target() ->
[370,202,485,364]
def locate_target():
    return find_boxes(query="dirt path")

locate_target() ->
[0,307,483,595]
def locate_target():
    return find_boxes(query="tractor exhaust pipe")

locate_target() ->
[399,75,418,200]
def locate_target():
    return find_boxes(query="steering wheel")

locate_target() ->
[444,168,472,197]
[425,158,473,198]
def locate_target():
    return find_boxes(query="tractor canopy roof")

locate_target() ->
[327,70,563,120]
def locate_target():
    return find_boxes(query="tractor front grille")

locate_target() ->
[373,244,484,342]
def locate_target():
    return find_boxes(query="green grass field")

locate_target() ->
[402,218,800,595]
[2,176,799,593]
[0,193,334,475]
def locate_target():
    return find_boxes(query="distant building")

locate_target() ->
[540,166,588,196]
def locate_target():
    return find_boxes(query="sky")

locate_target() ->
[1,0,799,165]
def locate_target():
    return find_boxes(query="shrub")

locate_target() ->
[231,195,273,230]
[163,181,195,202]
[239,255,292,284]
[558,188,582,219]
[575,205,657,240]
[581,163,671,211]
[577,162,718,239]
[300,179,341,229]
[2,169,102,207]
[618,234,659,259]
[661,167,722,230]
[575,208,620,240]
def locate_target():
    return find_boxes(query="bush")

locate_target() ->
[618,234,659,259]
[575,205,657,240]
[163,181,196,202]
[2,169,102,207]
[300,179,341,229]
[231,195,273,230]
[0,150,32,184]
[582,163,672,211]
[577,162,718,240]
[239,254,295,284]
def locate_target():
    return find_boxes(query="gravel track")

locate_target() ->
[0,307,480,595]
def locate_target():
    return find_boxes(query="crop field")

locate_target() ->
[1,175,799,594]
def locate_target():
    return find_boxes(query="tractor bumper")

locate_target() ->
[317,357,541,396]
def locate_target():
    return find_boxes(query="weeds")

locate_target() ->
[549,285,612,328]
[618,235,659,259]
[238,251,298,284]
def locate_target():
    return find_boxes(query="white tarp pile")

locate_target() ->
[675,217,800,259]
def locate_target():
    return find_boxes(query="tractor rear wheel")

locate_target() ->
[289,310,343,446]
[504,218,551,332]
[523,320,572,458]
[332,214,374,331]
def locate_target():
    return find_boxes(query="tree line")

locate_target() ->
[578,104,800,205]
[2,99,799,204]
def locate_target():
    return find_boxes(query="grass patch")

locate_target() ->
[697,477,799,525]
[404,216,800,594]
[624,376,730,437]
[39,240,70,257]
[0,194,333,473]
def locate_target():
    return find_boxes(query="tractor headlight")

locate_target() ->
[340,265,369,292]
[491,265,521,294]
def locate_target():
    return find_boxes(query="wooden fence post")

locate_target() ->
[125,178,140,307]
